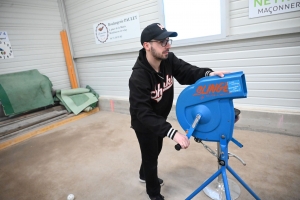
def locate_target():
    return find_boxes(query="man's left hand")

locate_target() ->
[209,71,230,78]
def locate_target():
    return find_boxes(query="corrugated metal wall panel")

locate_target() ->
[0,0,70,90]
[64,0,300,112]
[74,52,137,97]
[172,35,300,111]
[64,0,159,58]
[73,33,300,112]
[232,18,300,35]
[230,0,300,35]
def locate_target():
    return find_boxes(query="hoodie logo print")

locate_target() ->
[151,75,173,102]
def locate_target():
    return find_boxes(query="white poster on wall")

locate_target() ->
[93,12,140,44]
[249,0,300,18]
[0,31,14,59]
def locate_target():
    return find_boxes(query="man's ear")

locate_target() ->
[143,42,151,51]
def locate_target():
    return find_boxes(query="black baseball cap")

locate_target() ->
[140,23,178,45]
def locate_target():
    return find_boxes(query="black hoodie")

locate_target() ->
[129,48,213,139]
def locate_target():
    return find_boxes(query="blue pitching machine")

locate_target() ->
[176,71,260,200]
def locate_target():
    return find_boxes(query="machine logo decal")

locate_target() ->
[195,82,228,95]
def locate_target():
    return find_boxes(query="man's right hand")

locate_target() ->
[173,132,190,149]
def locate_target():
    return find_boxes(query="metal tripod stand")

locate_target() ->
[185,135,260,200]
[203,142,242,200]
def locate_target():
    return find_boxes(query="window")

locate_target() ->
[162,0,227,45]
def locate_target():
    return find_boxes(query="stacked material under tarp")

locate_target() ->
[0,69,54,116]
[0,105,68,139]
[55,85,99,115]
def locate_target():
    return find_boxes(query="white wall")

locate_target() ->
[64,0,158,58]
[63,0,300,112]
[0,0,70,90]
[171,33,300,111]
[230,0,300,35]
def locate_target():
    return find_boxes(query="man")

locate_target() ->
[129,23,228,200]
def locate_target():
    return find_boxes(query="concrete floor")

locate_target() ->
[0,111,299,200]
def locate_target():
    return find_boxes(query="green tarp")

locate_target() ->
[0,69,54,116]
[55,85,99,115]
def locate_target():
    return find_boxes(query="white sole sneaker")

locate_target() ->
[139,178,146,183]
[139,178,164,186]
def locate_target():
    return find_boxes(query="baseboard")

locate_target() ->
[98,97,300,137]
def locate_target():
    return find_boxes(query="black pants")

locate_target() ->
[135,129,163,197]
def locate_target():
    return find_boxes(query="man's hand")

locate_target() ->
[173,132,190,149]
[209,71,230,78]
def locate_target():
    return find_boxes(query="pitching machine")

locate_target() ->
[175,71,260,200]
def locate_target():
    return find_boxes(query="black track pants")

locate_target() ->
[135,129,163,197]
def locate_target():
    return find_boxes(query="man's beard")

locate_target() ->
[150,46,168,60]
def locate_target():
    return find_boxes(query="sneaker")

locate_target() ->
[139,177,164,186]
[148,194,165,200]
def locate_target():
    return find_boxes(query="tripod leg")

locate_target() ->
[222,167,231,200]
[186,168,222,200]
[227,165,261,200]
